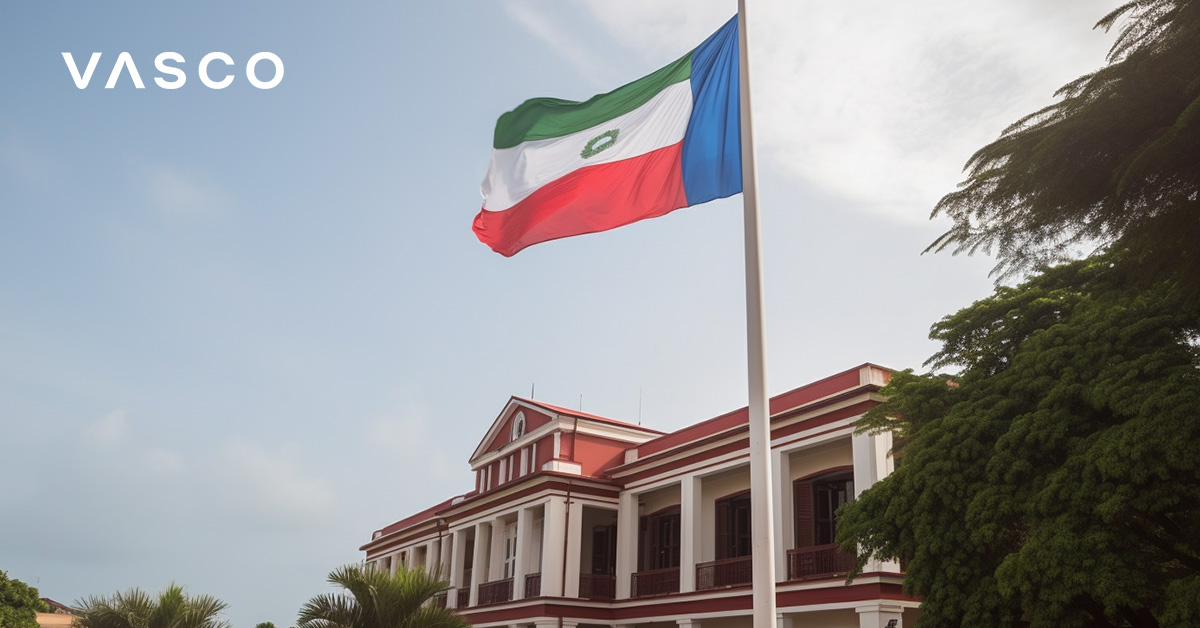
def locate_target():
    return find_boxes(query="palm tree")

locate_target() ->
[74,584,231,628]
[297,564,468,628]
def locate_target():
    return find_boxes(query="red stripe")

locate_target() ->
[473,142,689,257]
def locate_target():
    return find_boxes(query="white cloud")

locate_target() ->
[506,0,1121,223]
[501,1,621,88]
[217,439,335,522]
[0,135,55,183]
[85,408,130,445]
[143,164,230,218]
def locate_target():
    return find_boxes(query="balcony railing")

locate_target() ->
[455,587,470,608]
[787,544,856,580]
[525,572,541,597]
[696,555,753,590]
[579,574,615,600]
[431,590,447,609]
[631,566,680,598]
[477,578,513,605]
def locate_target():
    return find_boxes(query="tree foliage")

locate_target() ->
[0,571,49,628]
[297,565,467,628]
[74,584,230,628]
[930,0,1200,306]
[838,256,1200,627]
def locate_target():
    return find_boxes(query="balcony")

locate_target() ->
[696,555,752,590]
[455,587,470,608]
[477,578,513,605]
[525,572,541,597]
[431,590,447,609]
[631,566,680,598]
[787,544,856,580]
[578,574,615,600]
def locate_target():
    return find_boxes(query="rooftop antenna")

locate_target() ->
[530,383,535,399]
[638,386,643,425]
[579,393,583,411]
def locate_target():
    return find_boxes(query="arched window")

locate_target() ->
[511,411,526,441]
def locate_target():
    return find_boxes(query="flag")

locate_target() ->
[474,15,741,257]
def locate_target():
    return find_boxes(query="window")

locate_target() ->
[511,411,526,440]
[715,491,752,559]
[794,471,854,547]
[591,524,617,575]
[502,523,518,578]
[639,507,681,571]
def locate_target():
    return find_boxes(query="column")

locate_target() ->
[469,521,489,607]
[489,516,507,581]
[772,448,793,582]
[449,529,466,607]
[677,619,701,628]
[856,603,904,628]
[514,507,532,598]
[777,613,793,628]
[853,433,895,573]
[440,534,453,578]
[541,499,567,596]
[563,498,584,597]
[679,475,702,592]
[426,541,437,573]
[615,491,639,599]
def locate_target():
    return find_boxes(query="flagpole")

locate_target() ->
[737,3,777,628]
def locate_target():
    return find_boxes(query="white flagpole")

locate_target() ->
[736,3,778,628]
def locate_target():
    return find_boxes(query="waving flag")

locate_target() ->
[474,15,741,257]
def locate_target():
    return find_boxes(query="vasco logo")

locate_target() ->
[62,52,284,90]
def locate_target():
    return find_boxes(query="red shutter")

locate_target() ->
[794,481,814,548]
[715,499,731,559]
[638,515,648,572]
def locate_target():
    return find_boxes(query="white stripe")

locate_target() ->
[481,80,693,212]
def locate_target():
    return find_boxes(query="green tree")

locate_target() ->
[75,584,230,628]
[837,256,1200,627]
[929,0,1200,307]
[297,565,467,628]
[0,571,50,628]
[254,623,276,628]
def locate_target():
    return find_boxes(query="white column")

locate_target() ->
[514,507,532,598]
[563,498,584,597]
[857,603,904,628]
[677,619,701,628]
[541,499,567,596]
[448,531,462,607]
[615,491,639,599]
[679,475,702,592]
[489,517,507,581]
[777,612,793,628]
[469,522,489,607]
[853,433,895,573]
[426,541,437,572]
[772,448,792,582]
[440,534,452,578]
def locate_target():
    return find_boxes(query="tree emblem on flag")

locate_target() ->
[580,129,619,159]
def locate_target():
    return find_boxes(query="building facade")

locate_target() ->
[360,364,916,628]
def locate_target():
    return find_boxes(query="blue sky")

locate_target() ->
[2,1,1120,626]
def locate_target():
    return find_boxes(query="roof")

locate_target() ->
[510,397,666,434]
[630,363,891,460]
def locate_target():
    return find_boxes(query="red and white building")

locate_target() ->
[360,364,917,628]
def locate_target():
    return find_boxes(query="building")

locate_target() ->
[36,598,79,628]
[360,364,916,628]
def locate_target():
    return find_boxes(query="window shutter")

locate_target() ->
[715,499,732,559]
[794,480,814,548]
[637,516,647,572]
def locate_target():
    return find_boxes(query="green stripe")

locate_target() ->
[493,52,692,149]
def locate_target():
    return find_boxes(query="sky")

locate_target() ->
[1,1,1122,626]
